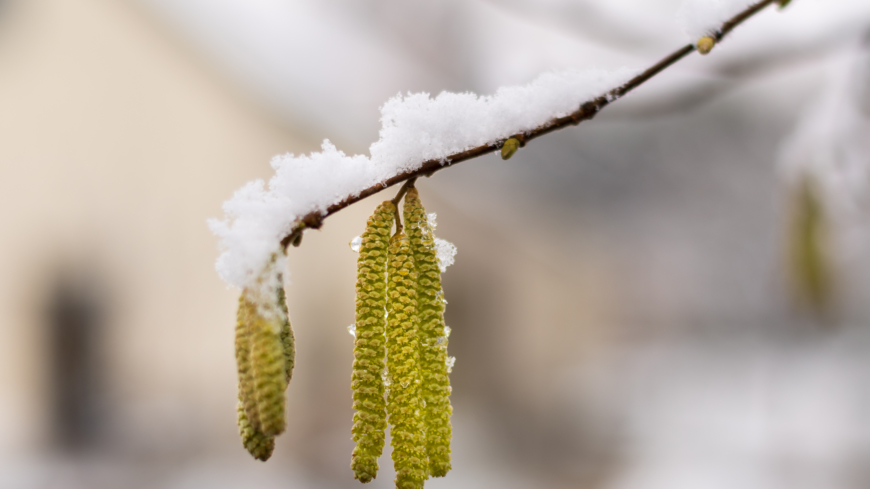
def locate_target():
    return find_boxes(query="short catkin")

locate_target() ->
[351,201,395,482]
[236,297,261,432]
[277,285,296,387]
[236,288,287,439]
[403,188,453,477]
[386,232,428,489]
[236,294,279,459]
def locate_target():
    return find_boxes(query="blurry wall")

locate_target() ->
[0,0,314,461]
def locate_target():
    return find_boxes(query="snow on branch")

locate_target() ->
[210,0,783,290]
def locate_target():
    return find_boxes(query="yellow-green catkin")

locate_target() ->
[277,285,296,387]
[788,177,832,312]
[236,288,287,438]
[238,397,275,461]
[236,294,280,459]
[236,297,262,436]
[351,201,395,482]
[404,188,453,478]
[386,232,428,489]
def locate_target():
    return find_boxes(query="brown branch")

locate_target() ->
[280,0,783,250]
[718,0,779,41]
[391,178,416,235]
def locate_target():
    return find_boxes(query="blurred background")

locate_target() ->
[1,0,870,487]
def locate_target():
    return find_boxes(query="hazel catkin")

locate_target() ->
[386,232,428,489]
[403,188,453,478]
[787,176,832,313]
[236,291,285,459]
[277,285,296,387]
[351,201,395,482]
[238,397,275,461]
[236,286,288,444]
[236,295,258,433]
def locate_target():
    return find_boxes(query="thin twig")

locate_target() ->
[391,178,417,207]
[718,0,778,41]
[391,178,417,235]
[281,0,782,250]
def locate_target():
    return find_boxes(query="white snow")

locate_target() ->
[434,238,458,273]
[210,67,636,289]
[677,0,756,40]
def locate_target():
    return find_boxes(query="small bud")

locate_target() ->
[697,36,716,55]
[778,0,791,8]
[500,137,521,160]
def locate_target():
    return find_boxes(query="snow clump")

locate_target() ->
[210,67,637,289]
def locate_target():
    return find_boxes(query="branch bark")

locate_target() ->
[281,0,781,249]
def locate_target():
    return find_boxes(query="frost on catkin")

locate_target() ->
[404,188,453,477]
[236,288,287,441]
[351,201,394,482]
[386,232,428,489]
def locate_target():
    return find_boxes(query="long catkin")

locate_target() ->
[351,201,395,482]
[403,188,453,477]
[386,232,428,489]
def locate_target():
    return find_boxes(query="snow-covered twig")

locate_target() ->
[279,0,780,249]
[210,0,786,290]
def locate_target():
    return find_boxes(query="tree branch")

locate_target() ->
[280,0,781,250]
